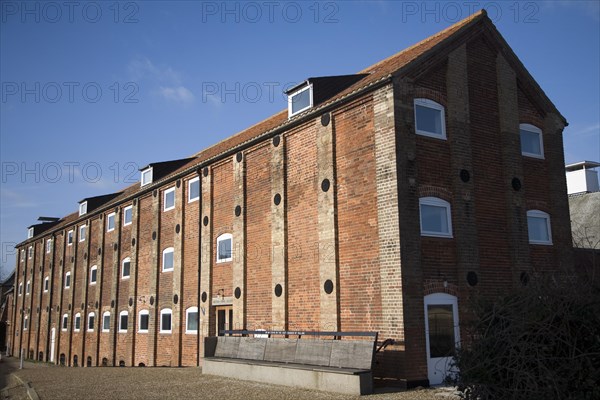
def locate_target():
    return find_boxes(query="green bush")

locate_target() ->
[452,275,600,400]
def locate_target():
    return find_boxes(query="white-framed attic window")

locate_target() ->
[287,84,313,117]
[414,98,446,139]
[27,227,34,238]
[141,167,153,187]
[79,201,87,216]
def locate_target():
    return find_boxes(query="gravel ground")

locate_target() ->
[2,358,459,400]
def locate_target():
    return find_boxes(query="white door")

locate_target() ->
[424,293,460,385]
[49,328,56,362]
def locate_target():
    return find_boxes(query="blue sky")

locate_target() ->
[1,1,599,278]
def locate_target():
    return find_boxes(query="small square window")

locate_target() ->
[164,188,175,211]
[123,206,133,226]
[188,178,200,203]
[216,234,232,263]
[139,311,149,332]
[520,124,544,159]
[122,258,131,279]
[419,197,453,238]
[102,312,111,332]
[414,98,446,139]
[107,213,116,232]
[67,230,74,245]
[527,210,552,245]
[288,85,312,117]
[79,225,86,242]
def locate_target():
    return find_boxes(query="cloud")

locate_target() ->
[0,188,39,209]
[128,56,194,103]
[159,86,195,103]
[569,122,600,138]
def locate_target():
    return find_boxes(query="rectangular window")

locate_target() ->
[186,308,199,334]
[162,248,174,272]
[62,315,68,331]
[123,205,133,226]
[65,272,71,289]
[414,98,446,139]
[139,312,149,332]
[164,187,175,211]
[79,225,86,242]
[107,213,116,232]
[520,124,544,158]
[527,210,552,245]
[46,239,52,254]
[119,313,128,332]
[18,283,22,296]
[141,168,153,186]
[90,266,97,285]
[288,85,312,117]
[419,197,453,238]
[74,314,81,331]
[44,277,49,292]
[160,310,172,333]
[20,249,25,262]
[26,281,30,295]
[188,177,200,202]
[67,230,74,245]
[28,227,34,238]
[88,314,95,331]
[28,246,33,259]
[24,316,29,330]
[122,259,131,279]
[79,201,87,216]
[102,313,110,332]
[217,234,232,263]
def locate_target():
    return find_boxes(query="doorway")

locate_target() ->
[424,293,460,385]
[216,306,233,336]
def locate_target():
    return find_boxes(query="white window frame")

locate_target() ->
[28,246,33,259]
[20,249,25,262]
[414,98,447,139]
[119,311,129,333]
[46,238,52,253]
[102,312,111,332]
[62,314,68,331]
[90,265,98,285]
[123,205,133,226]
[87,312,95,332]
[74,313,81,332]
[107,212,116,232]
[162,247,174,272]
[23,316,28,330]
[527,210,553,245]
[26,280,30,295]
[160,308,172,333]
[44,276,49,293]
[188,177,200,203]
[67,230,74,246]
[122,257,131,280]
[79,201,88,216]
[216,233,233,263]
[141,167,153,187]
[288,84,313,117]
[18,283,22,296]
[79,225,86,242]
[163,187,176,211]
[519,123,544,159]
[419,197,453,238]
[65,271,71,289]
[27,227,34,238]
[138,310,149,333]
[186,307,199,334]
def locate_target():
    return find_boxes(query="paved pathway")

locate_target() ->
[1,357,459,400]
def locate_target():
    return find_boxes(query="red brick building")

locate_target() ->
[8,11,573,387]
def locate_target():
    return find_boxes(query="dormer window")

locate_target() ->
[27,227,34,238]
[288,84,313,117]
[141,167,153,186]
[79,201,87,216]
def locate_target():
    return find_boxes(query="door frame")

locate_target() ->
[424,292,460,385]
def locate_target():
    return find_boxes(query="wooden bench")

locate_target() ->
[203,330,378,395]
